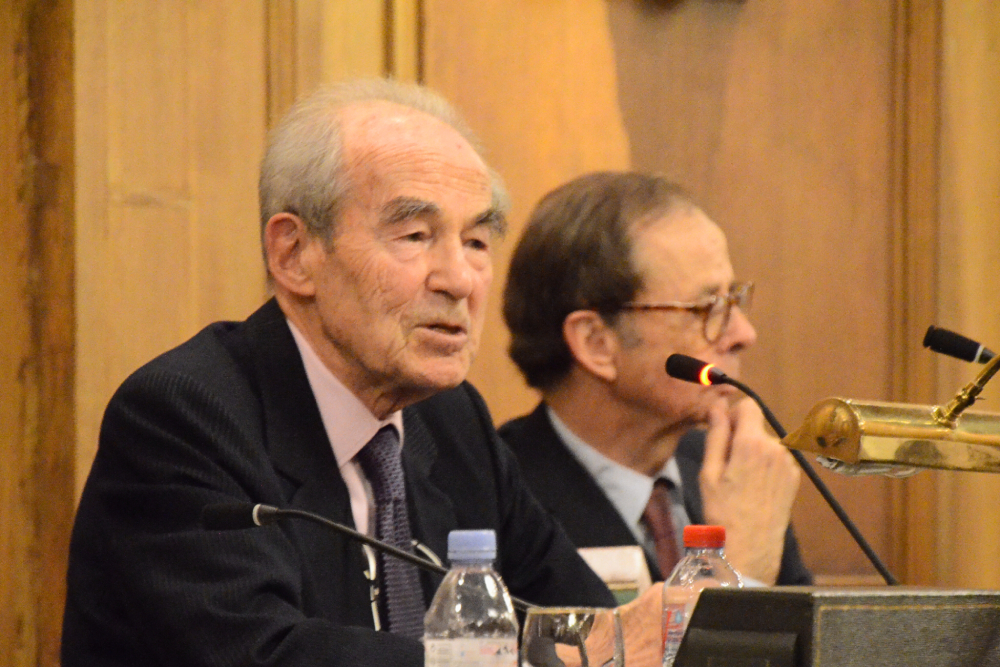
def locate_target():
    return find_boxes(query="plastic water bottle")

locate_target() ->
[424,529,518,667]
[661,525,742,666]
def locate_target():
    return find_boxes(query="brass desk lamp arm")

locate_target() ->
[933,351,1000,427]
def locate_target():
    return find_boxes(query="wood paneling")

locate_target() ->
[388,0,421,82]
[423,0,632,424]
[75,1,268,493]
[295,0,384,91]
[266,0,418,127]
[936,0,1000,590]
[1,1,75,664]
[889,0,942,587]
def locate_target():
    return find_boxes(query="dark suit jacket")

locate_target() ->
[498,403,812,585]
[62,300,614,667]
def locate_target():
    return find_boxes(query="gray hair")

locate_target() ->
[259,79,509,257]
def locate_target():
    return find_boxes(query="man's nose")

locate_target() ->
[722,304,757,350]
[427,238,475,299]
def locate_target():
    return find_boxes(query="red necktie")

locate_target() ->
[643,478,681,578]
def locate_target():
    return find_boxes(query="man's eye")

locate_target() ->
[465,237,490,252]
[402,230,429,242]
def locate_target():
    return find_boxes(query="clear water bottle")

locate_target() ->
[661,525,742,667]
[424,530,519,667]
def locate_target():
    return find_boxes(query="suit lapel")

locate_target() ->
[238,299,372,625]
[240,300,349,514]
[674,430,707,525]
[515,405,641,548]
[399,408,454,601]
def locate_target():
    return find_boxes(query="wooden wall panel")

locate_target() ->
[936,0,1000,589]
[423,0,632,424]
[0,7,34,659]
[890,0,942,588]
[295,0,385,92]
[75,1,268,493]
[266,0,416,130]
[1,1,75,665]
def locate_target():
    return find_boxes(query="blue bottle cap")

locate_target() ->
[447,529,497,562]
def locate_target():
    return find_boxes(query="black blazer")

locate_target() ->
[63,300,613,667]
[499,403,812,584]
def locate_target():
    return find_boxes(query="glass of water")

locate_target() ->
[520,606,625,667]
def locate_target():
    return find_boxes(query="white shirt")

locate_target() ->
[546,406,690,556]
[287,320,403,535]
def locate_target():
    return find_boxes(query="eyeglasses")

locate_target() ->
[620,281,754,344]
[362,540,444,632]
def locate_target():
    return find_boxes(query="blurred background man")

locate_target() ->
[500,171,812,585]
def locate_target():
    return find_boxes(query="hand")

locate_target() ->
[544,587,663,667]
[698,397,800,584]
[614,582,665,667]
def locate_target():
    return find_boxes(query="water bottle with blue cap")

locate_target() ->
[424,529,518,667]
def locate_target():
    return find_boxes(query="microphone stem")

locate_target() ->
[266,507,535,611]
[723,379,900,586]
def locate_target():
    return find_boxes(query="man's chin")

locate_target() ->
[405,357,472,394]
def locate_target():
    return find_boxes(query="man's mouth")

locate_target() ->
[424,322,467,336]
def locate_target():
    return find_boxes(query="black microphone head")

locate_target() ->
[665,354,726,385]
[201,503,259,530]
[923,325,996,363]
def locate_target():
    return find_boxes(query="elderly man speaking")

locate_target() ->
[62,82,663,667]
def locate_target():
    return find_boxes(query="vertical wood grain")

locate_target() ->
[266,0,298,129]
[297,0,385,91]
[936,0,1000,590]
[388,0,421,82]
[1,1,75,664]
[889,0,943,587]
[75,1,268,493]
[0,5,32,657]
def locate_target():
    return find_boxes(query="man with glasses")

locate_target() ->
[500,172,811,586]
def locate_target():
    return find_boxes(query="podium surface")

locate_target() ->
[675,587,1000,667]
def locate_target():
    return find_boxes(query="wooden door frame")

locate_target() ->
[888,0,942,585]
[1,1,75,664]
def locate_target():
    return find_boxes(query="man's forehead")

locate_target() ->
[339,101,478,162]
[338,101,491,201]
[633,209,734,296]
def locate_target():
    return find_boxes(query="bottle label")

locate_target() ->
[424,638,518,667]
[661,601,688,665]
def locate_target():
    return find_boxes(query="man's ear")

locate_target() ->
[264,213,321,297]
[562,310,620,382]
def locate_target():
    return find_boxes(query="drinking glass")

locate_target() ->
[520,606,625,667]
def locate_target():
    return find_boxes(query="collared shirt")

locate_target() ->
[547,406,690,557]
[288,320,403,535]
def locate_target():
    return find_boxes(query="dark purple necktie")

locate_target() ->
[356,426,425,638]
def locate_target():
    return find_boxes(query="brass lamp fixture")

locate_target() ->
[782,352,1000,474]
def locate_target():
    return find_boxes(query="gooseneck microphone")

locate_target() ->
[923,325,996,364]
[666,354,899,586]
[201,502,533,611]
